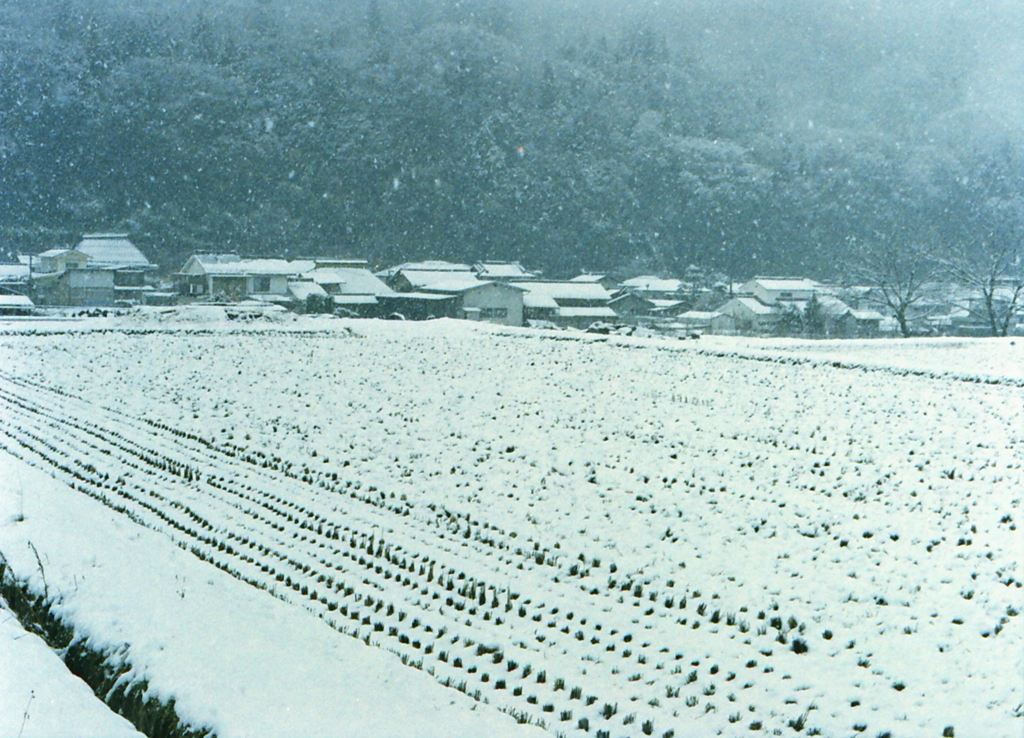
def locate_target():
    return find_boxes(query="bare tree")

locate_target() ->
[845,237,937,338]
[936,200,1024,337]
[937,242,1024,337]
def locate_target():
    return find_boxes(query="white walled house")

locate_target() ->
[418,278,525,326]
[620,276,687,300]
[36,248,90,274]
[176,255,314,300]
[739,277,822,305]
[519,281,614,327]
[715,296,780,334]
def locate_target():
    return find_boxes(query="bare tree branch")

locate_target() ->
[844,236,938,337]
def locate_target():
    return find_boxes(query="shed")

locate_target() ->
[0,293,34,315]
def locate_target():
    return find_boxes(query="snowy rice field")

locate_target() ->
[0,310,1021,738]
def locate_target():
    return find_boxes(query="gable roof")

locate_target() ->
[310,267,394,296]
[419,278,525,295]
[745,277,821,292]
[0,294,33,308]
[518,281,611,302]
[398,271,483,290]
[378,261,472,279]
[569,274,607,283]
[288,282,328,301]
[191,255,315,277]
[523,293,560,309]
[76,234,151,268]
[621,276,684,292]
[725,297,777,315]
[473,261,536,279]
[0,264,30,282]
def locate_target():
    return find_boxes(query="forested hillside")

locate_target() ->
[1,0,1021,277]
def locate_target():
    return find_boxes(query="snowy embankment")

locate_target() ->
[0,594,143,738]
[0,454,545,738]
[0,313,1020,738]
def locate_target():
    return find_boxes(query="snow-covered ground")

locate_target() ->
[0,312,1020,738]
[0,596,144,738]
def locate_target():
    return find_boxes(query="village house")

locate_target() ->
[413,273,526,326]
[175,254,315,301]
[379,261,473,291]
[32,234,156,306]
[608,291,656,322]
[713,296,780,334]
[36,248,90,274]
[739,277,822,305]
[306,263,397,317]
[376,260,535,325]
[620,276,689,301]
[518,281,615,328]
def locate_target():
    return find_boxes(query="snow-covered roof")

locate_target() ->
[288,282,327,301]
[519,282,611,302]
[398,271,483,290]
[308,268,344,285]
[415,275,489,293]
[649,299,684,308]
[746,277,821,292]
[0,264,30,281]
[621,276,684,292]
[0,294,33,307]
[569,274,607,283]
[609,291,652,303]
[310,267,394,296]
[523,293,560,309]
[678,310,718,320]
[76,234,151,268]
[474,262,535,279]
[38,248,75,258]
[381,292,458,301]
[379,261,472,278]
[198,258,315,277]
[730,297,777,315]
[420,278,526,295]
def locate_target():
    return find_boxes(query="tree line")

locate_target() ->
[0,0,1021,284]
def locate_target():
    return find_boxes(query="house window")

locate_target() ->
[480,307,508,319]
[253,276,272,292]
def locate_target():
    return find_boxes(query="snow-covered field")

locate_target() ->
[0,312,1020,738]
